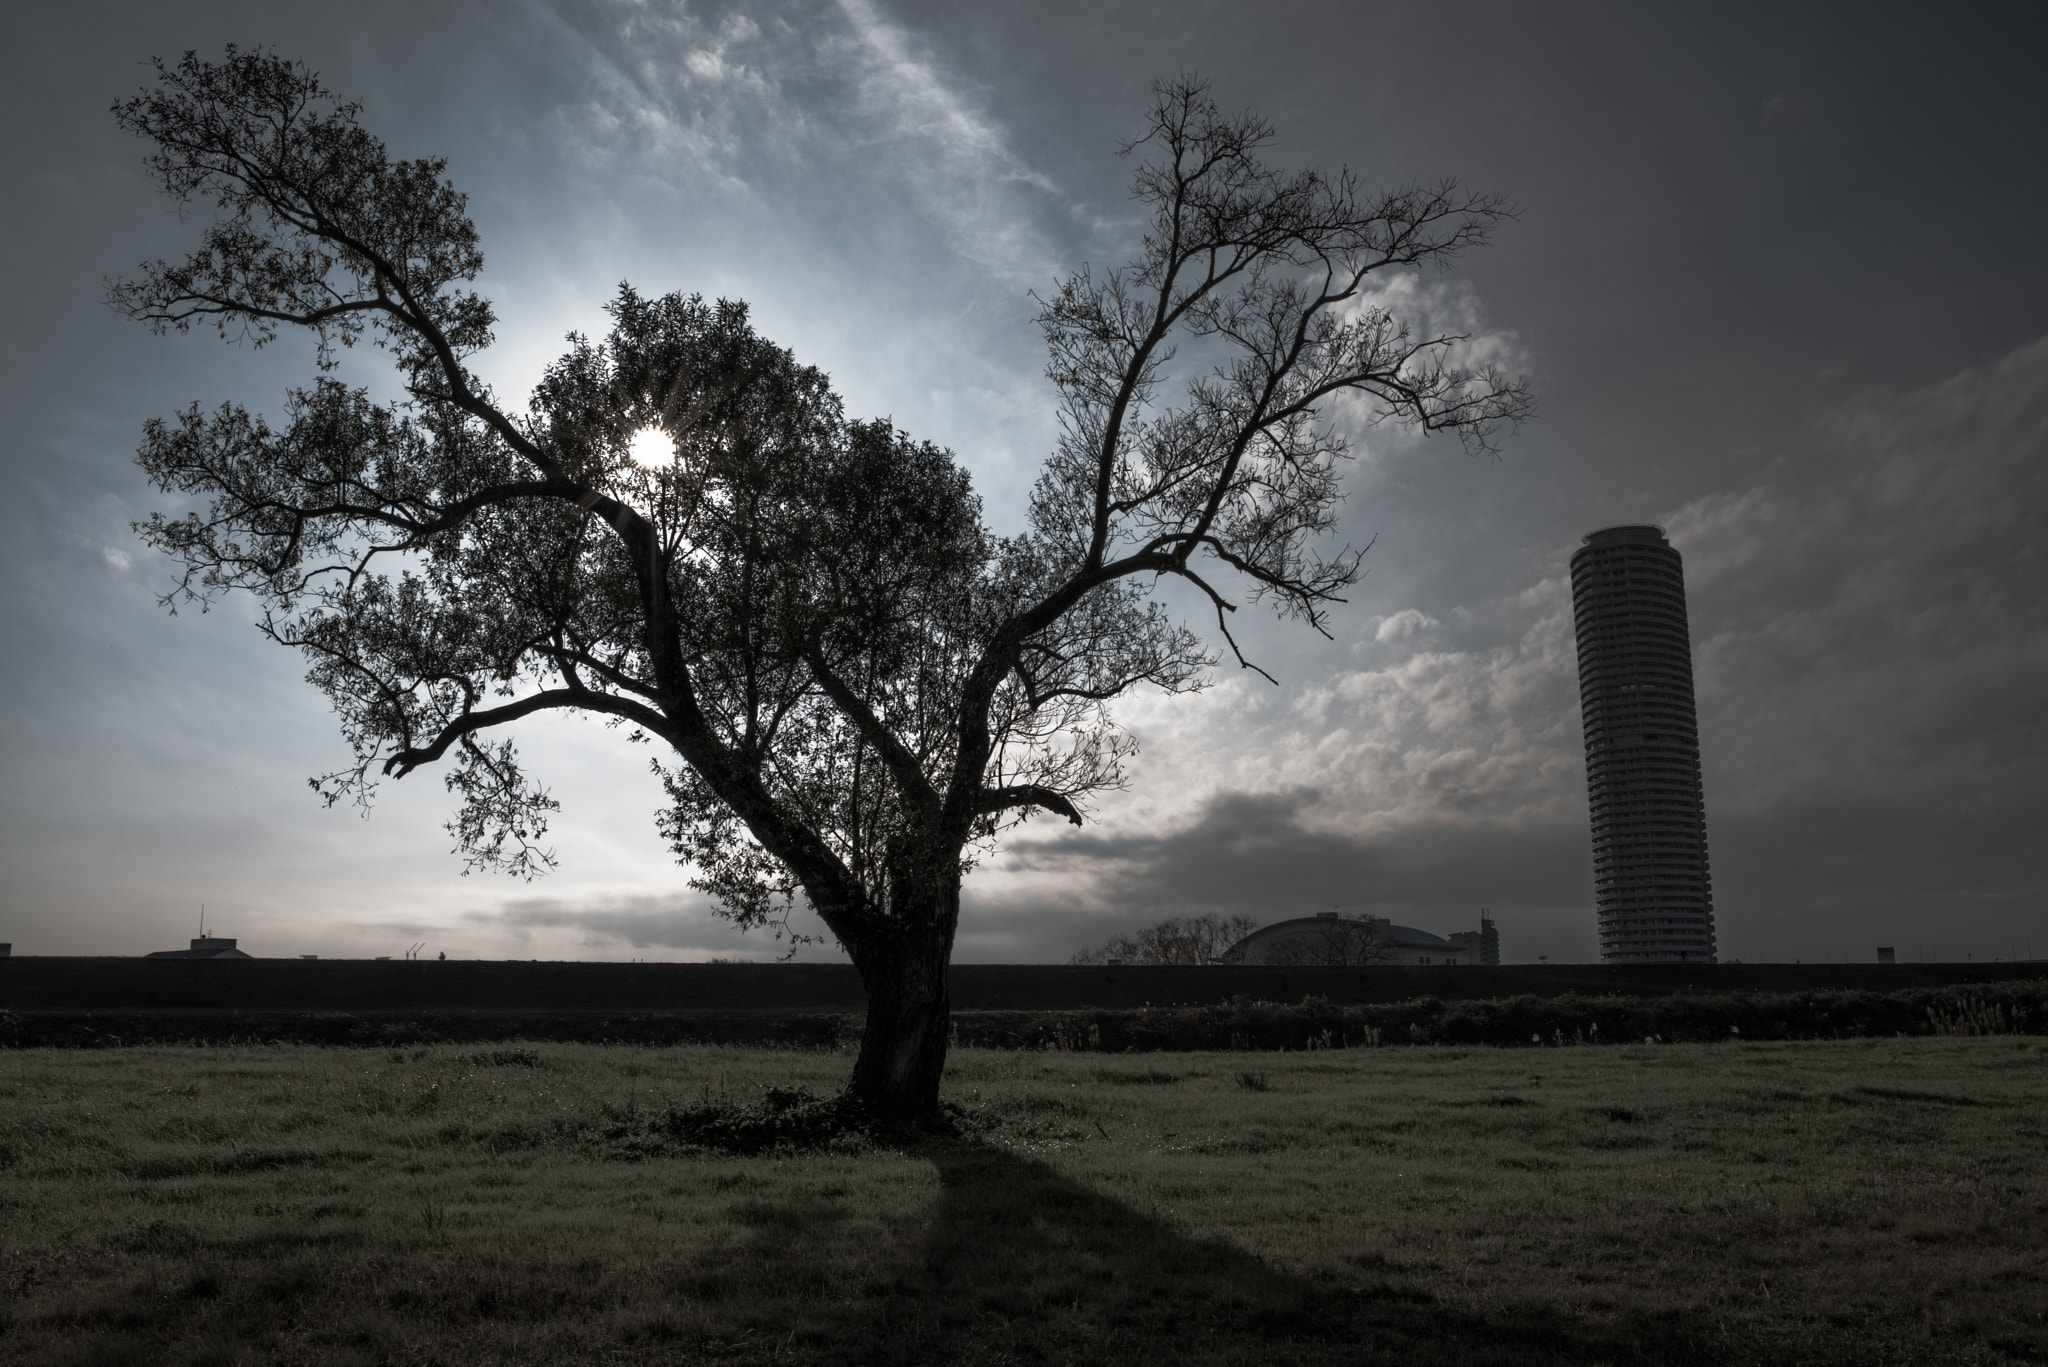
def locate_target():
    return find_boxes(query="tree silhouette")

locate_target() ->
[1069,914,1261,965]
[115,50,1529,1118]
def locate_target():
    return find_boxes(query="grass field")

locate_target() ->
[2,1038,2043,1366]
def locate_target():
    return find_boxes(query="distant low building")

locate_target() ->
[1222,914,1485,967]
[145,936,252,960]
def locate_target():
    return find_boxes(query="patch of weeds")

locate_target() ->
[726,1198,843,1233]
[1344,1250,1406,1273]
[1001,1092,1094,1119]
[179,1267,225,1301]
[944,1089,1104,1151]
[1990,1330,2048,1364]
[469,1047,542,1069]
[1093,1068,1184,1086]
[1497,1155,1560,1171]
[1927,996,2031,1036]
[1848,1085,1980,1107]
[122,1219,199,1256]
[1234,1071,1272,1093]
[0,1249,87,1299]
[1602,1105,1652,1124]
[572,1085,874,1158]
[1172,1135,1287,1156]
[479,1119,546,1150]
[251,1260,324,1304]
[127,1148,347,1181]
[619,1311,694,1343]
[1582,1132,1658,1151]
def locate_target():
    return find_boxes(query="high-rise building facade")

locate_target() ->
[1569,526,1716,962]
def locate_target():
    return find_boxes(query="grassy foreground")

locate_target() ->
[1,1039,2043,1366]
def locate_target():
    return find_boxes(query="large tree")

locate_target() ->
[115,50,1529,1118]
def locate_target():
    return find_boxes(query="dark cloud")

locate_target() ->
[1673,335,2048,959]
[1005,788,1585,914]
[489,893,780,957]
[964,788,1590,963]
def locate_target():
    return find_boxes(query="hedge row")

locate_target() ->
[0,1009,855,1050]
[949,979,2047,1051]
[3,979,2041,1051]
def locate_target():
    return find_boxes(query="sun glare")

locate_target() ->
[626,426,675,470]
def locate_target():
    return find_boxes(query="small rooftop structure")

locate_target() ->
[146,936,252,960]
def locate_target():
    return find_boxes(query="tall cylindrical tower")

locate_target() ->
[1569,525,1716,963]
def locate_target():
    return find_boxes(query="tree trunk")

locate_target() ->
[845,881,959,1122]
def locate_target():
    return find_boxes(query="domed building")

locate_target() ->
[1222,913,1498,966]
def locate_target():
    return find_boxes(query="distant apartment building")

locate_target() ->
[1569,526,1717,963]
[1448,915,1501,966]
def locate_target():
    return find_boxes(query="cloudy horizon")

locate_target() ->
[2,0,2043,966]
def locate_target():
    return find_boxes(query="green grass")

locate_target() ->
[2,1038,2044,1365]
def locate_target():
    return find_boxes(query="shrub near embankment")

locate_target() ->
[952,980,2048,1052]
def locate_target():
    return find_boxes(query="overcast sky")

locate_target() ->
[3,1,2043,965]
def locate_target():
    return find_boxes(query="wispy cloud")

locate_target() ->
[829,0,1066,284]
[536,0,1064,283]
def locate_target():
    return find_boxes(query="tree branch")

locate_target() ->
[384,687,673,778]
[804,646,941,820]
[976,784,1084,826]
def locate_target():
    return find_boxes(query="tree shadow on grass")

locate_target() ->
[7,1125,1804,1366]
[810,1136,1775,1367]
